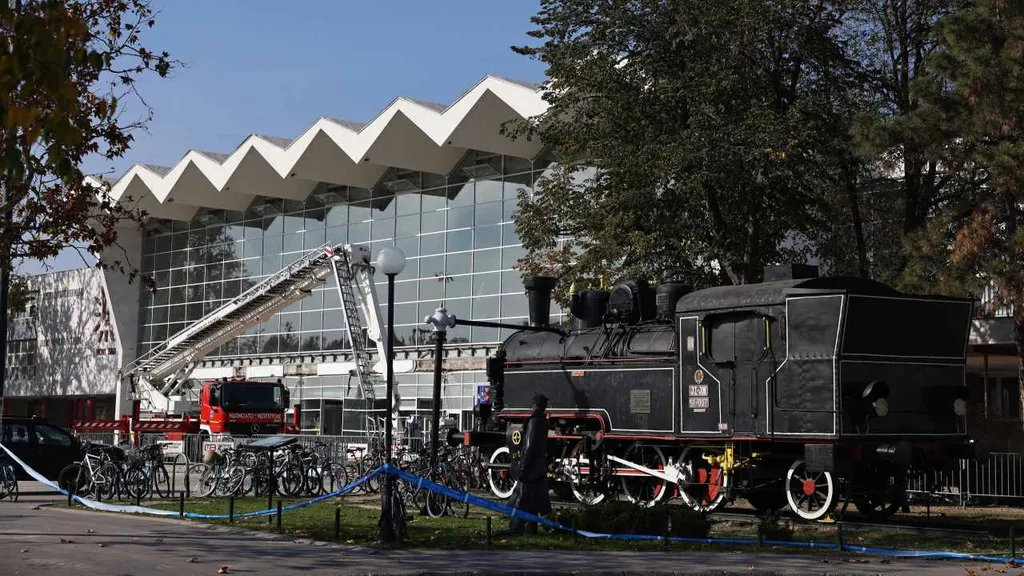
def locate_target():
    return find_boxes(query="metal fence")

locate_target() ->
[907,452,1024,505]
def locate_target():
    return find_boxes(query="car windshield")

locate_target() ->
[220,384,282,412]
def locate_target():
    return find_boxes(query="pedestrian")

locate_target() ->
[504,393,551,535]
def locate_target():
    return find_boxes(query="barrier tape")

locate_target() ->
[2,444,1018,565]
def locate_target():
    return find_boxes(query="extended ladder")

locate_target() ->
[124,243,387,412]
[326,244,382,401]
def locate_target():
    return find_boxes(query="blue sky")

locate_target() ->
[26,0,546,274]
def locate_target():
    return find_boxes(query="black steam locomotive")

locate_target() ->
[470,266,975,520]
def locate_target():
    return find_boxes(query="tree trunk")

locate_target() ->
[842,160,869,278]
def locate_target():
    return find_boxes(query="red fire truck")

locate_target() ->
[73,244,385,442]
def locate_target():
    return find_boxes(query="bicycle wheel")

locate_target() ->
[93,462,119,501]
[223,465,247,497]
[58,463,89,497]
[151,464,171,499]
[320,463,349,494]
[192,464,218,498]
[123,464,150,501]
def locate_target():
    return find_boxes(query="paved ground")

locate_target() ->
[0,494,999,576]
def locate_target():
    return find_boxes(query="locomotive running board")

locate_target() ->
[606,454,684,485]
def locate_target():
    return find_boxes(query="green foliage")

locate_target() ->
[552,502,710,538]
[509,0,855,297]
[894,0,1024,313]
[0,0,175,283]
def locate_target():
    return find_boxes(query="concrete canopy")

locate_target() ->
[93,76,548,221]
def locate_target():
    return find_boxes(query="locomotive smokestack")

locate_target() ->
[524,276,557,327]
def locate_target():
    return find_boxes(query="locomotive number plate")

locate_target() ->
[630,390,652,414]
[688,397,710,409]
[688,384,709,397]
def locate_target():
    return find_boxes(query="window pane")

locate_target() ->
[501,295,528,318]
[349,222,369,243]
[396,236,418,258]
[475,180,503,204]
[502,224,521,246]
[421,233,444,256]
[472,326,499,342]
[476,202,502,226]
[395,280,417,303]
[370,219,392,241]
[417,255,444,279]
[397,193,420,215]
[284,232,303,254]
[301,311,322,331]
[472,272,500,296]
[447,206,474,229]
[449,182,474,206]
[446,229,472,252]
[473,249,501,272]
[419,278,444,302]
[421,210,445,233]
[501,246,526,269]
[446,252,470,275]
[446,275,470,298]
[474,226,501,250]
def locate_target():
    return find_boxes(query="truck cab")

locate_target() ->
[200,379,290,436]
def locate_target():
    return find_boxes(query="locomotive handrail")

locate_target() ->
[454,317,568,339]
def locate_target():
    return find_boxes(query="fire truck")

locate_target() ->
[73,243,388,442]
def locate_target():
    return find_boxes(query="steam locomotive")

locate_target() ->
[466,266,975,521]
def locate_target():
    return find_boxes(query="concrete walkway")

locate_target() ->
[0,495,993,575]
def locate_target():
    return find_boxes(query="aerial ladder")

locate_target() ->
[118,243,387,419]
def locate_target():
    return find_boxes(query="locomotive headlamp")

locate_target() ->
[953,385,968,417]
[862,380,890,417]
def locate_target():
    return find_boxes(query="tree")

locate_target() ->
[0,0,174,281]
[836,0,972,284]
[898,0,1024,424]
[509,0,858,300]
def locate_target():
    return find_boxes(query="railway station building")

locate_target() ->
[2,74,1023,447]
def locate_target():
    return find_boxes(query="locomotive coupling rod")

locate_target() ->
[607,454,683,485]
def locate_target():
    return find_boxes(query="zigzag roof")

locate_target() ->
[88,75,548,221]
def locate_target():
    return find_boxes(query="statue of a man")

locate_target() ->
[506,393,551,535]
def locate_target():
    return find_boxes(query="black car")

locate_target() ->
[0,417,81,481]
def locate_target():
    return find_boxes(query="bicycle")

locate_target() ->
[0,457,18,502]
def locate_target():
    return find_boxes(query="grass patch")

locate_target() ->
[138,496,1017,556]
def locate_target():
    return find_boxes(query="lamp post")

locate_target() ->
[376,246,405,543]
[424,306,455,472]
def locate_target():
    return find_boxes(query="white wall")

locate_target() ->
[4,268,120,397]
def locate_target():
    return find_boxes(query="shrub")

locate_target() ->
[551,501,710,539]
[758,510,794,541]
[667,505,712,539]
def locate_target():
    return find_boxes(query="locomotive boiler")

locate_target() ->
[471,266,975,521]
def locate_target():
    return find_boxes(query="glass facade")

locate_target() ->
[138,150,560,361]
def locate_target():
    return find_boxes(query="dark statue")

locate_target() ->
[506,393,551,535]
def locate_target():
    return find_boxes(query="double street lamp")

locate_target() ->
[376,246,405,543]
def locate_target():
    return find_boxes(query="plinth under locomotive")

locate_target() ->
[469,270,974,521]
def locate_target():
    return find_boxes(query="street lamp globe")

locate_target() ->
[377,247,406,276]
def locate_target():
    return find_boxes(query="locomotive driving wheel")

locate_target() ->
[678,446,729,512]
[619,442,667,508]
[567,439,607,505]
[853,469,906,521]
[785,459,837,521]
[486,446,518,500]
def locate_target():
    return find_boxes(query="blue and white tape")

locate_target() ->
[2,442,1017,565]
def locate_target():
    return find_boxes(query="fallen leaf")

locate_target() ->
[86,529,95,534]
[19,549,27,554]
[218,566,230,574]
[820,559,830,564]
[747,566,756,572]
[881,559,891,564]
[97,543,107,548]
[59,538,73,544]
[186,558,198,564]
